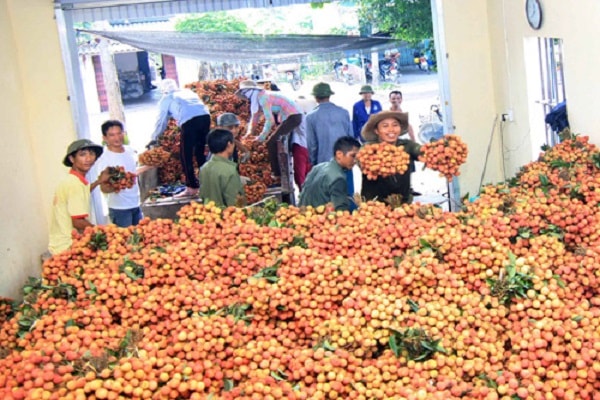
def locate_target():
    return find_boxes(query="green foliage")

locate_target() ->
[244,198,282,226]
[175,12,249,33]
[389,327,446,361]
[487,253,534,306]
[310,1,328,9]
[313,337,337,351]
[110,329,143,358]
[477,373,499,389]
[252,259,282,283]
[358,0,433,44]
[119,258,145,281]
[88,231,108,251]
[74,22,93,46]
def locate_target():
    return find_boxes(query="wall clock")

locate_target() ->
[526,0,543,30]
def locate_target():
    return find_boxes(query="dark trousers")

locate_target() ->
[180,114,211,189]
[109,207,143,228]
[267,113,303,176]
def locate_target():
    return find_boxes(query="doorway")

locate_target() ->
[524,37,567,157]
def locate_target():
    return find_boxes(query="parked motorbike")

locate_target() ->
[284,69,303,91]
[333,60,354,85]
[276,62,303,91]
[380,60,401,83]
[418,104,444,143]
[379,53,401,83]
[334,58,372,85]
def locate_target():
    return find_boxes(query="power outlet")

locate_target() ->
[502,109,514,122]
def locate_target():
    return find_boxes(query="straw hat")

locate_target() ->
[360,111,409,142]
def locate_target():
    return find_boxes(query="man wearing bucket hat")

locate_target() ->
[359,111,422,205]
[352,85,382,140]
[305,82,352,166]
[235,80,309,188]
[216,112,250,164]
[47,139,111,255]
[149,79,211,198]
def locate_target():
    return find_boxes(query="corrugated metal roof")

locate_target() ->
[55,0,325,23]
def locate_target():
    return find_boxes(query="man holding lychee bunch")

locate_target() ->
[95,120,143,228]
[360,111,422,205]
[47,139,110,256]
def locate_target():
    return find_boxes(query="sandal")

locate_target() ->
[173,187,199,198]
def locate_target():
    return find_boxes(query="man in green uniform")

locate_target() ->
[199,129,246,208]
[299,136,361,211]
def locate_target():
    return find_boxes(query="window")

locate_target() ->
[538,38,566,146]
[524,37,566,157]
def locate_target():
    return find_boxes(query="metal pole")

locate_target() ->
[54,6,90,140]
[430,0,459,211]
[54,5,106,225]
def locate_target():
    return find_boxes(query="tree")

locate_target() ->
[357,0,433,44]
[175,12,249,33]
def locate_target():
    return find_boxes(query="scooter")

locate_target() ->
[380,60,401,83]
[274,62,303,91]
[418,104,444,143]
[333,60,355,85]
[379,53,401,83]
[284,69,303,91]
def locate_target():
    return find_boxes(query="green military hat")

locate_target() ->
[311,82,335,97]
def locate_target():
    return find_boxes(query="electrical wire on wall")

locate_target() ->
[478,115,501,193]
[499,119,508,182]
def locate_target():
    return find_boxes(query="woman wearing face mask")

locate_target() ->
[360,111,422,205]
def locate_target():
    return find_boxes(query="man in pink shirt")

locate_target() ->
[235,80,310,188]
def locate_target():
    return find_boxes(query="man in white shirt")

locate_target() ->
[389,90,416,141]
[96,120,143,227]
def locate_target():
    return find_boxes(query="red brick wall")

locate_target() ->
[162,55,178,85]
[92,55,108,112]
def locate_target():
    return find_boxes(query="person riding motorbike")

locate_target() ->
[379,49,400,82]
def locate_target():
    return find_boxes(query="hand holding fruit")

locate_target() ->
[139,147,171,167]
[107,166,136,192]
[419,134,468,179]
[357,142,410,180]
[98,167,112,185]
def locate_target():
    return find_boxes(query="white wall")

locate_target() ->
[81,55,101,113]
[0,0,75,299]
[438,0,504,197]
[176,57,202,86]
[441,0,600,196]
